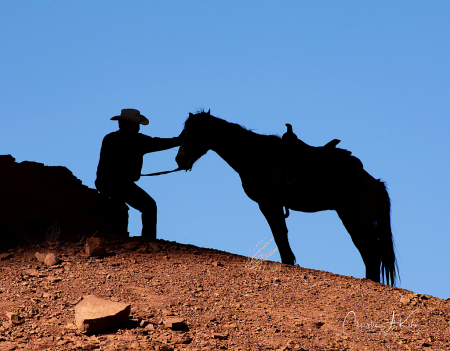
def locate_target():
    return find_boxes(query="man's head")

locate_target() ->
[111,109,149,125]
[118,119,140,133]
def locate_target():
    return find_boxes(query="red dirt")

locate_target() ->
[0,237,449,350]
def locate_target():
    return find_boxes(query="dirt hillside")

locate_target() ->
[0,237,449,350]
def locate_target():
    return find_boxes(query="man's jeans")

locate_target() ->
[95,180,157,239]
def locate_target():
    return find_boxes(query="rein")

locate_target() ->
[141,167,184,177]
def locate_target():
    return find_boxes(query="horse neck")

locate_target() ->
[208,122,252,175]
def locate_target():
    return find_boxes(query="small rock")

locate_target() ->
[35,252,59,266]
[174,335,192,344]
[2,321,12,329]
[136,245,149,253]
[122,242,139,251]
[44,253,58,266]
[148,242,162,251]
[162,309,174,316]
[400,296,411,305]
[47,276,62,283]
[74,295,131,334]
[212,332,228,340]
[304,321,324,330]
[144,323,155,331]
[6,312,20,324]
[164,317,186,330]
[35,252,46,263]
[0,252,13,261]
[130,341,140,349]
[156,345,174,351]
[85,237,106,257]
[212,261,223,267]
[64,323,78,330]
[23,268,39,277]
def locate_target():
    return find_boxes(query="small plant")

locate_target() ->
[245,237,280,271]
[46,221,61,245]
[78,231,97,245]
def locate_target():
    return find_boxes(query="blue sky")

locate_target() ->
[2,1,449,300]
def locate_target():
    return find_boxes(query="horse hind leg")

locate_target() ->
[258,202,296,265]
[337,208,381,283]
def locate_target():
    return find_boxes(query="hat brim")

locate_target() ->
[111,115,149,125]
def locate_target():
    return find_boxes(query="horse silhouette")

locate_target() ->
[176,110,398,286]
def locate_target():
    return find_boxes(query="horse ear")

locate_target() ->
[207,109,210,115]
[189,113,193,117]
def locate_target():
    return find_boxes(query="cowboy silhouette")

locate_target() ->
[95,109,182,239]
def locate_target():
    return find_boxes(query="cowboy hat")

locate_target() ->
[111,109,149,125]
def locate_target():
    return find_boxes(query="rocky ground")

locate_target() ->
[0,237,449,351]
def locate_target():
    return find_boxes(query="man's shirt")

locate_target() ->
[96,130,179,183]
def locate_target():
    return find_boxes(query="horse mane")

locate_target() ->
[185,110,281,142]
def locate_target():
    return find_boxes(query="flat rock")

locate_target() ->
[74,295,131,334]
[164,317,186,330]
[47,276,62,283]
[212,332,228,340]
[23,268,39,277]
[85,237,106,257]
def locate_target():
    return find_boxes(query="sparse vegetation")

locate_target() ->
[77,231,97,245]
[45,221,61,244]
[245,237,280,271]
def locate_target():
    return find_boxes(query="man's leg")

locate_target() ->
[123,183,158,239]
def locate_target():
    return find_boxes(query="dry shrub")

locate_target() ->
[245,238,280,272]
[45,221,61,244]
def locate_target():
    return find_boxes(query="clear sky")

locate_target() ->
[2,1,449,299]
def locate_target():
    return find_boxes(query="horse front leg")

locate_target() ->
[258,202,296,265]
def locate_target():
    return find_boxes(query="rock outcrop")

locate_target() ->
[0,155,128,246]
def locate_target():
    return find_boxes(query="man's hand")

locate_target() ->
[176,129,186,146]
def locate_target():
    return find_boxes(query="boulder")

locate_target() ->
[0,155,129,245]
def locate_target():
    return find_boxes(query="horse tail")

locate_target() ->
[376,180,399,286]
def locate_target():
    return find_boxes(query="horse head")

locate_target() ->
[176,109,212,171]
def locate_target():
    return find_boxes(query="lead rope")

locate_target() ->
[141,167,183,176]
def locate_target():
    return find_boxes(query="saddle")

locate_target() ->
[281,123,363,217]
[282,123,352,159]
